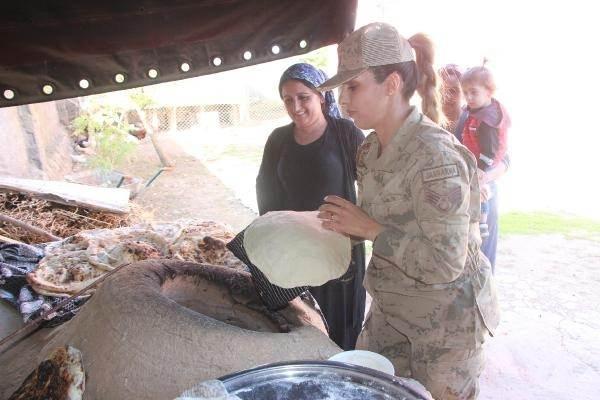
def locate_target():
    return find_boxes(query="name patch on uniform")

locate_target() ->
[421,164,459,183]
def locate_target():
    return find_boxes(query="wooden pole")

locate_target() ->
[0,213,62,241]
[135,106,175,168]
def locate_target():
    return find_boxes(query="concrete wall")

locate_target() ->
[0,100,74,180]
[0,107,30,178]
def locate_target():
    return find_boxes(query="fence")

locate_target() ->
[142,99,287,134]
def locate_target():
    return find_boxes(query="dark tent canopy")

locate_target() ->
[0,1,357,107]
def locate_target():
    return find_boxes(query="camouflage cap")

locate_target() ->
[318,22,415,91]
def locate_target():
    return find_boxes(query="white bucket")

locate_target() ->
[328,350,395,376]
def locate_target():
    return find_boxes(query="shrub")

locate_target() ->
[71,104,136,172]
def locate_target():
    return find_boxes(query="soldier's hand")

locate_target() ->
[318,195,383,241]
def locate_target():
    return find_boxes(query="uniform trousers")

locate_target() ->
[356,304,486,400]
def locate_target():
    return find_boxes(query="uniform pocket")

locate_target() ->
[472,260,500,336]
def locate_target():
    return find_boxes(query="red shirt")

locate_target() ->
[461,99,510,170]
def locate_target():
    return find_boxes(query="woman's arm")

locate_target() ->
[256,129,285,215]
[476,122,500,170]
[330,117,365,181]
[349,124,366,180]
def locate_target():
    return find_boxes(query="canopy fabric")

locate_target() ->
[0,1,357,107]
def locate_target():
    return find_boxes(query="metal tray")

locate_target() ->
[219,360,432,399]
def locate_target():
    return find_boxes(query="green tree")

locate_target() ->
[72,104,136,172]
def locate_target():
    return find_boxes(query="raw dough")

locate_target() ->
[243,211,351,288]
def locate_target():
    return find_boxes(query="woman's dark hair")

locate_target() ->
[370,33,444,125]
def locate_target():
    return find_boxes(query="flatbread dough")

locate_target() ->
[243,211,351,288]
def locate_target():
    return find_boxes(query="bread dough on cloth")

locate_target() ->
[243,211,351,288]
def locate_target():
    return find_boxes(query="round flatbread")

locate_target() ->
[243,211,351,288]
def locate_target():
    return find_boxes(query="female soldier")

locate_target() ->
[317,23,499,399]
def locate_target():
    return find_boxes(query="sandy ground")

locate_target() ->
[479,235,599,400]
[1,135,598,399]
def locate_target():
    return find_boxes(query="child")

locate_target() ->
[459,64,510,238]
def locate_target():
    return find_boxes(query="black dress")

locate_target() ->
[256,116,366,350]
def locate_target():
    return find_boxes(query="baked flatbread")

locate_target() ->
[27,221,245,297]
[9,345,85,400]
[27,226,169,296]
[169,221,245,270]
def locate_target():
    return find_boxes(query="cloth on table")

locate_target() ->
[0,242,88,327]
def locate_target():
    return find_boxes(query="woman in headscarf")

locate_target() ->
[256,63,366,350]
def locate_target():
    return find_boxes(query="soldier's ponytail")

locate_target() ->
[408,33,444,125]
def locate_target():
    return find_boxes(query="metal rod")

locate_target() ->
[144,167,166,188]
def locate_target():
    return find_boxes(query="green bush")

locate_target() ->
[72,104,136,172]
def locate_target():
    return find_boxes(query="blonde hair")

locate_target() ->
[371,33,444,125]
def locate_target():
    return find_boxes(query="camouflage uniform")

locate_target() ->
[355,107,500,400]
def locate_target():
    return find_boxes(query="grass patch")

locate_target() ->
[500,211,600,239]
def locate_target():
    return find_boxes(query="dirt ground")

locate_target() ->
[479,235,599,400]
[2,135,599,399]
[122,137,257,231]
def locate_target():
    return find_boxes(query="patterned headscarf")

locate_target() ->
[278,63,342,119]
